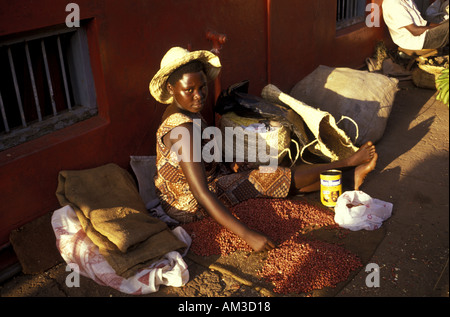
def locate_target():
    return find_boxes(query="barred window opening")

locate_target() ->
[0,24,97,151]
[336,0,367,30]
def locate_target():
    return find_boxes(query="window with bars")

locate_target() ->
[0,23,97,151]
[336,0,367,30]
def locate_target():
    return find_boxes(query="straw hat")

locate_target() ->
[149,47,221,104]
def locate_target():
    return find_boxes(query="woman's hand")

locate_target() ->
[243,229,277,252]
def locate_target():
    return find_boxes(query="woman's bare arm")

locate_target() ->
[165,122,275,251]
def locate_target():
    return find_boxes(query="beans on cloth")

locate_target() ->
[182,198,362,294]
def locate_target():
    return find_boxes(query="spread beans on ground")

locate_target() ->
[182,198,362,294]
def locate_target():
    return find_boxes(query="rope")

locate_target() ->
[299,139,319,165]
[278,138,301,168]
[337,115,359,144]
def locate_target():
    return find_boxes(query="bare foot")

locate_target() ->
[346,141,376,167]
[354,152,378,190]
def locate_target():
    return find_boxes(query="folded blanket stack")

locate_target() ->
[55,163,187,278]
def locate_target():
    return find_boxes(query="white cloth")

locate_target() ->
[148,200,180,227]
[334,191,393,231]
[382,0,428,50]
[51,205,191,295]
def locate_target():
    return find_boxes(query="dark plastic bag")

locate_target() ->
[214,80,311,148]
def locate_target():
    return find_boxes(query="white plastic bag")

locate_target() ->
[334,191,393,231]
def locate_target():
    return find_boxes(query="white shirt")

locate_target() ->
[382,0,428,50]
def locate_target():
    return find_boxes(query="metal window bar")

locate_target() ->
[336,0,365,28]
[351,0,357,19]
[40,39,58,116]
[337,0,342,21]
[346,0,350,20]
[337,0,363,22]
[0,91,9,132]
[0,33,72,133]
[25,41,42,122]
[1,26,98,151]
[57,35,72,111]
[7,47,27,127]
[1,32,76,134]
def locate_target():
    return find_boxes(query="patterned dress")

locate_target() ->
[154,111,292,223]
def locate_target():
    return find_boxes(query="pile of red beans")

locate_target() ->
[182,198,362,294]
[259,235,362,294]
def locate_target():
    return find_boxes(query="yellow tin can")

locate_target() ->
[320,169,342,207]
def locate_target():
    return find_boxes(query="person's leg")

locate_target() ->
[423,20,449,49]
[291,141,378,193]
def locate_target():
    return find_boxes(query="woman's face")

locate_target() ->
[168,71,208,113]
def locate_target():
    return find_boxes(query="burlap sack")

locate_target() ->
[261,84,358,163]
[55,163,187,277]
[289,65,398,146]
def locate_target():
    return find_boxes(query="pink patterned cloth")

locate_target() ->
[51,205,191,295]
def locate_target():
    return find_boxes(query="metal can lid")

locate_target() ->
[320,169,342,176]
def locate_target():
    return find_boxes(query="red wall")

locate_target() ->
[269,0,389,89]
[0,0,390,248]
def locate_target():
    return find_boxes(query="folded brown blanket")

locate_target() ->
[55,163,187,278]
